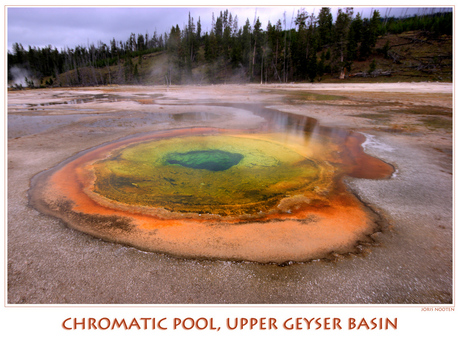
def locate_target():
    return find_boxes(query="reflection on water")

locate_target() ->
[10,94,139,112]
[166,149,244,171]
[8,113,98,139]
[8,110,220,138]
[172,112,219,121]
[20,94,126,109]
[28,103,394,263]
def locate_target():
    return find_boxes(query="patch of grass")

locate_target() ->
[264,90,348,103]
[385,106,452,117]
[353,113,393,119]
[420,116,452,130]
[376,124,421,135]
[288,91,347,101]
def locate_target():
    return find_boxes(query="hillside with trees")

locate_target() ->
[7,7,453,88]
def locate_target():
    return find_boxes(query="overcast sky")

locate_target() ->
[7,5,452,52]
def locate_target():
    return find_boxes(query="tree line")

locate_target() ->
[8,7,452,86]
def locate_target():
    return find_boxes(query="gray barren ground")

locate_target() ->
[7,83,452,304]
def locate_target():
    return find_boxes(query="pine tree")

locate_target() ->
[333,8,353,78]
[252,17,263,81]
[133,63,139,82]
[307,50,317,82]
[317,7,333,47]
[317,51,326,81]
[347,12,363,61]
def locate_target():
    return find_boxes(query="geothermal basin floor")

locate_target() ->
[7,83,452,304]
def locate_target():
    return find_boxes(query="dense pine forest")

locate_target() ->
[7,7,453,88]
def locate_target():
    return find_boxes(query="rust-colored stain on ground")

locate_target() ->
[29,105,394,263]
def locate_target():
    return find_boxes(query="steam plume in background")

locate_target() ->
[8,66,37,87]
